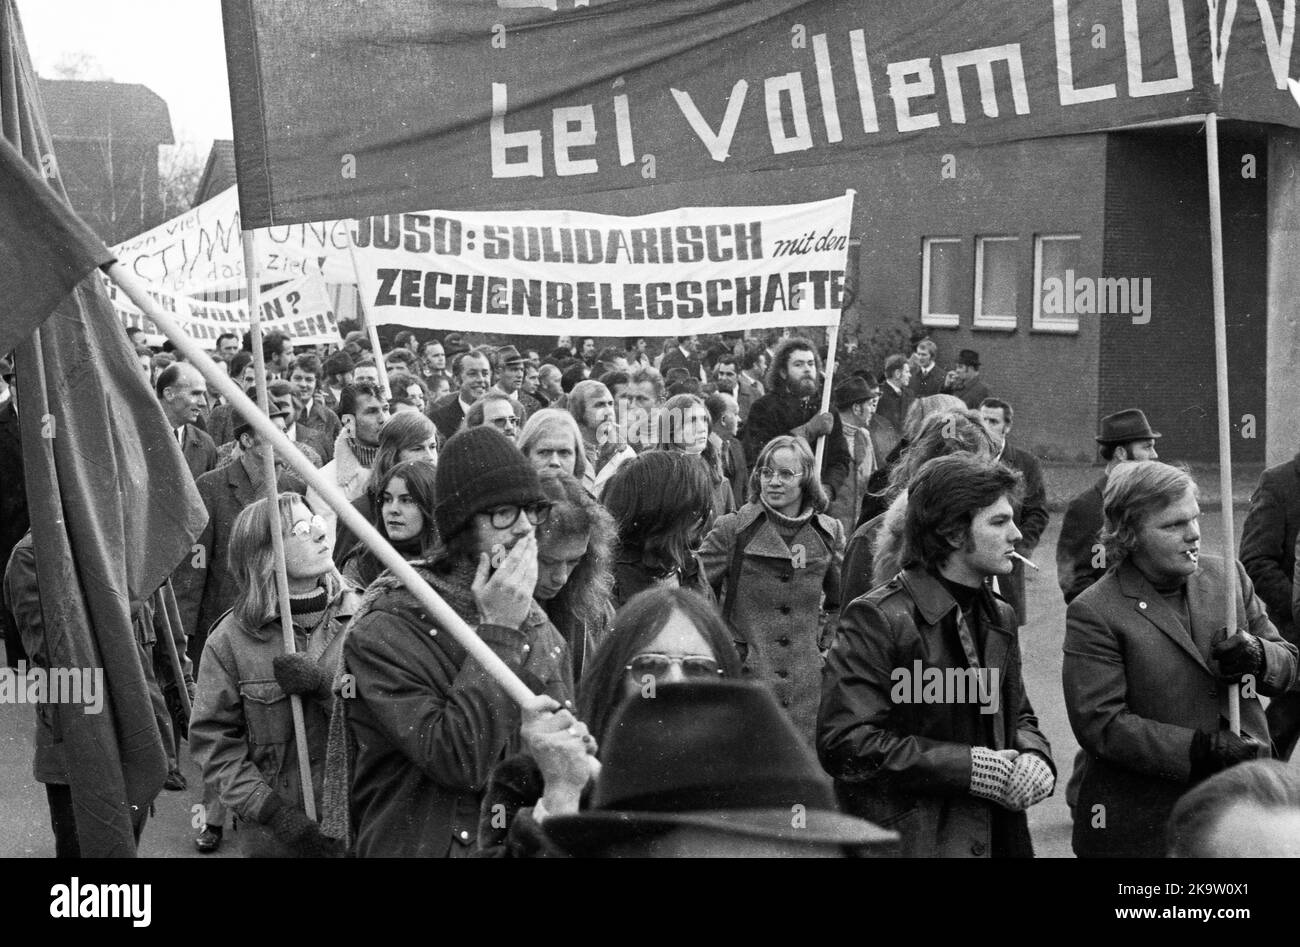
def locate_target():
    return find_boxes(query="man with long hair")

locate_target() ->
[819,453,1055,858]
[333,427,573,856]
[742,336,849,505]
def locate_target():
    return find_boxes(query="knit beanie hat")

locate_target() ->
[434,427,545,541]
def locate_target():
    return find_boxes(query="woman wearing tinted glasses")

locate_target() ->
[189,493,360,857]
[477,586,742,857]
[698,434,845,745]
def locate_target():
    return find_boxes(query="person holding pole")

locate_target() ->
[335,427,574,856]
[1062,461,1297,858]
[189,493,359,857]
[742,337,849,505]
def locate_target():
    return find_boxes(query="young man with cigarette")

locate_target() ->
[819,453,1055,857]
[1062,461,1298,858]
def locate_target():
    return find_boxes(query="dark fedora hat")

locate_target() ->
[956,348,980,368]
[834,375,878,411]
[495,344,527,367]
[542,680,896,855]
[1096,408,1162,444]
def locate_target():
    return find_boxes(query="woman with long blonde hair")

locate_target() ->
[189,492,359,857]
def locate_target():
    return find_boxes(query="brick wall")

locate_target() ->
[1100,130,1267,464]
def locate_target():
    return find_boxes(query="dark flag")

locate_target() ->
[1,0,207,856]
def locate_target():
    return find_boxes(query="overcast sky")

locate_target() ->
[16,0,233,153]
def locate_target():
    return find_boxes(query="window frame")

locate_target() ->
[920,236,963,328]
[1032,233,1084,334]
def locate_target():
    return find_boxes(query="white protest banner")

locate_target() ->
[350,194,855,337]
[106,272,340,348]
[111,187,358,295]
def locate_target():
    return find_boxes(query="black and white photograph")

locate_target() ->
[0,0,1296,927]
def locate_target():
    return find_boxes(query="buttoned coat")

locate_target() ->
[818,566,1053,857]
[1062,555,1298,858]
[699,502,844,743]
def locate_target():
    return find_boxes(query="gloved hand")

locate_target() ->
[272,653,331,700]
[801,411,835,439]
[1189,725,1266,781]
[969,746,1018,810]
[264,797,341,858]
[1004,752,1054,810]
[1210,631,1264,680]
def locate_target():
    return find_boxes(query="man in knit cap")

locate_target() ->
[337,426,576,856]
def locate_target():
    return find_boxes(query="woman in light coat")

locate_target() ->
[699,435,843,743]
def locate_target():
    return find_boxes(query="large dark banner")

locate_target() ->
[223,0,1300,226]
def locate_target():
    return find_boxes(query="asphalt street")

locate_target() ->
[2,508,1294,858]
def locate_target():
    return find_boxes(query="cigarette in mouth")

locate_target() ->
[1010,551,1039,571]
[1183,550,1198,561]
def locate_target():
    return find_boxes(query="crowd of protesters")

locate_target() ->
[2,322,1300,860]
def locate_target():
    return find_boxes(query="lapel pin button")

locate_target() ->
[1138,601,1147,609]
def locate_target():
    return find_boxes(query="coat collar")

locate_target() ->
[1115,560,1212,671]
[732,501,836,559]
[898,566,1013,671]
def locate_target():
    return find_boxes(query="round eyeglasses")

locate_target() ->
[484,502,552,530]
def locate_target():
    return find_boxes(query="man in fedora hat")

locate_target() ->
[1056,408,1161,605]
[942,348,990,410]
[542,680,896,857]
[491,345,528,402]
[828,376,892,535]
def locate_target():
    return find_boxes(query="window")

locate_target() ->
[1033,234,1083,333]
[921,237,962,327]
[973,236,1019,330]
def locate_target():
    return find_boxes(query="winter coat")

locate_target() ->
[1056,475,1107,605]
[177,422,218,482]
[1240,452,1300,641]
[189,587,359,856]
[1063,555,1297,858]
[342,569,573,857]
[818,565,1054,858]
[297,402,342,461]
[699,502,843,743]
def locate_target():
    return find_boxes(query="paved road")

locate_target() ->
[3,507,1293,858]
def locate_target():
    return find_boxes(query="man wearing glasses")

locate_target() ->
[464,391,523,442]
[340,426,574,857]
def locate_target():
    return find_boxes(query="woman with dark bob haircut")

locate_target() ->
[476,586,743,857]
[603,451,714,608]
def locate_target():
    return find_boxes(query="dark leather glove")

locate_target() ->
[265,797,342,858]
[1210,631,1264,680]
[272,653,331,700]
[1189,726,1266,781]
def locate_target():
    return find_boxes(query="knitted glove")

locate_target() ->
[273,653,331,700]
[1210,632,1264,680]
[1189,727,1266,781]
[263,796,341,858]
[969,747,1016,809]
[1004,752,1055,810]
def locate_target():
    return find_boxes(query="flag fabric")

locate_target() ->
[1,0,208,856]
[221,0,1299,227]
